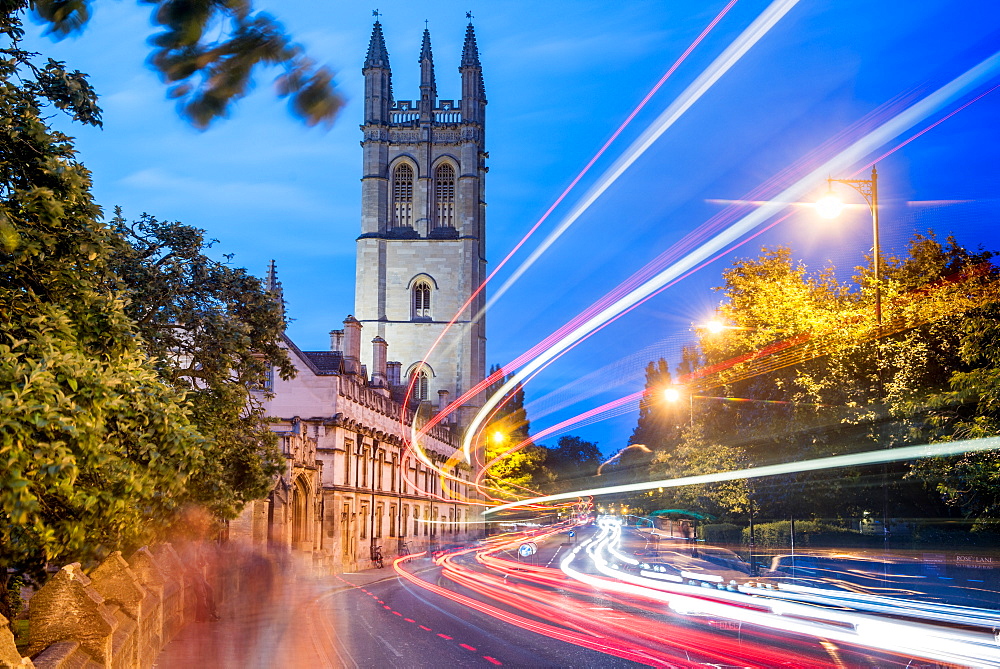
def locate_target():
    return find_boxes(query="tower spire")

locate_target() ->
[265,260,285,321]
[460,21,485,122]
[365,19,390,69]
[363,17,392,124]
[419,25,437,119]
[461,21,481,69]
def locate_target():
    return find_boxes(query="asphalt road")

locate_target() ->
[156,526,994,667]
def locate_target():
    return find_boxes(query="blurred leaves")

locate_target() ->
[21,0,343,127]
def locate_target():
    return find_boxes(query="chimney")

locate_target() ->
[437,389,450,417]
[330,329,344,353]
[387,361,402,387]
[371,337,388,387]
[342,315,362,375]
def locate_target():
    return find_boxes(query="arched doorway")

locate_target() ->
[291,475,310,548]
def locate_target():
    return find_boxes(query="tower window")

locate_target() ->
[412,280,431,319]
[434,164,455,228]
[392,163,414,228]
[410,369,429,401]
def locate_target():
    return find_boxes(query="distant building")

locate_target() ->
[231,20,488,571]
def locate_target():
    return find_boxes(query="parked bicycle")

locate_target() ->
[371,544,384,569]
[398,541,410,557]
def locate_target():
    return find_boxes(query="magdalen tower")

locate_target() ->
[354,19,488,426]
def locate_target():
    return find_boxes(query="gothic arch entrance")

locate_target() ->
[291,475,310,549]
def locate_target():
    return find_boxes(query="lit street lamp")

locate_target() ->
[663,386,694,425]
[815,165,881,327]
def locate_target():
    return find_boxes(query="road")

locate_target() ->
[156,523,1000,667]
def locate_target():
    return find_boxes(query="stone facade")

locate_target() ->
[231,21,489,570]
[355,21,488,426]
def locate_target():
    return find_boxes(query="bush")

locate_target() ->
[701,523,742,545]
[742,520,871,549]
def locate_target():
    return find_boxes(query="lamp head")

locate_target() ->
[815,191,844,219]
[663,387,681,403]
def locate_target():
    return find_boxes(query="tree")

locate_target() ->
[110,210,296,518]
[0,15,204,612]
[623,235,1000,525]
[27,0,343,127]
[482,366,548,499]
[544,435,601,492]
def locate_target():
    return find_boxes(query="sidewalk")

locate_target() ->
[154,555,408,668]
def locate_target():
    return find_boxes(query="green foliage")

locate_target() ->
[110,210,294,518]
[622,234,1000,528]
[482,366,548,499]
[543,435,601,491]
[743,520,869,550]
[649,424,750,519]
[0,34,203,581]
[23,0,343,127]
[700,522,741,545]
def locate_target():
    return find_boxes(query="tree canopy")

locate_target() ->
[622,234,1000,528]
[0,0,303,614]
[24,0,343,127]
[481,366,549,500]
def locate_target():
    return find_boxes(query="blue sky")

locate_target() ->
[28,1,1000,454]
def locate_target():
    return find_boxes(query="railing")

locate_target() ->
[434,110,462,123]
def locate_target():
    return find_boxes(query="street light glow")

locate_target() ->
[706,319,727,334]
[815,192,845,219]
[663,387,681,402]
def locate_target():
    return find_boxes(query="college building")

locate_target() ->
[231,19,490,571]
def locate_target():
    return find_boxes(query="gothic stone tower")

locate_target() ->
[355,21,487,424]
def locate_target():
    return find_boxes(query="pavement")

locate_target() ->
[153,554,407,668]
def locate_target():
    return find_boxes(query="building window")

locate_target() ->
[389,504,396,537]
[410,369,429,401]
[413,506,420,536]
[434,163,455,228]
[412,281,431,319]
[392,163,414,228]
[343,440,353,486]
[360,503,369,540]
[376,503,383,538]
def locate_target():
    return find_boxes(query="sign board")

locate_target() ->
[568,530,576,538]
[518,543,536,557]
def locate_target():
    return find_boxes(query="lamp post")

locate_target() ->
[815,165,881,327]
[817,167,890,574]
[663,386,694,426]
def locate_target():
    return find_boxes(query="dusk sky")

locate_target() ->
[28,0,1000,454]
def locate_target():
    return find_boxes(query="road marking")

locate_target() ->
[383,605,391,609]
[437,633,453,640]
[419,625,432,631]
[404,618,415,623]
[483,656,503,665]
[392,611,402,616]
[459,643,477,651]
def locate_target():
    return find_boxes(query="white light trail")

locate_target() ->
[484,435,1000,513]
[463,50,1000,462]
[483,0,802,314]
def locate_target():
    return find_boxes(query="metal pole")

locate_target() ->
[748,502,755,577]
[870,166,881,327]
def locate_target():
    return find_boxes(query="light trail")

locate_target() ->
[559,519,1000,667]
[396,0,741,449]
[484,435,1000,513]
[481,0,803,315]
[462,50,1000,462]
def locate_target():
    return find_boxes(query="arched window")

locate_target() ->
[412,280,431,319]
[434,163,455,228]
[410,369,429,401]
[392,163,414,228]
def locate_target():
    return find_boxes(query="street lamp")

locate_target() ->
[815,165,881,327]
[663,386,694,425]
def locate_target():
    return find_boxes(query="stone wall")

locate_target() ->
[0,543,232,669]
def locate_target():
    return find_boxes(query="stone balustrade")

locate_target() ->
[0,542,230,669]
